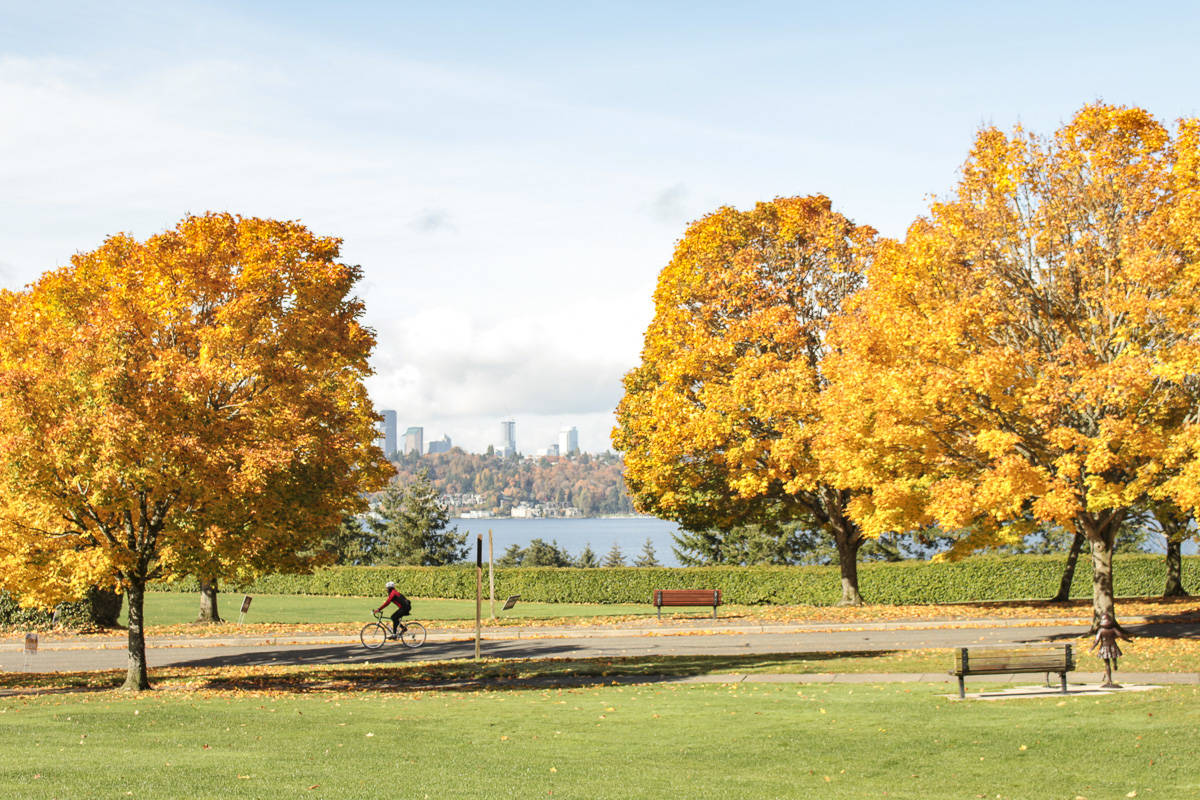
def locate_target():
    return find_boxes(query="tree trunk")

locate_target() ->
[122,578,151,691]
[1164,539,1188,598]
[1079,510,1124,632]
[1050,532,1086,602]
[196,577,222,623]
[832,520,865,606]
[1089,535,1116,632]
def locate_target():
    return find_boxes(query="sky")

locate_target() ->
[3,1,1199,453]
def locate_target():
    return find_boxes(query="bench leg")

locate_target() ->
[958,675,965,699]
[1060,672,1067,694]
[712,605,716,619]
[656,607,661,621]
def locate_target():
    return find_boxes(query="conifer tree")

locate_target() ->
[602,541,626,567]
[575,542,600,568]
[372,470,467,565]
[633,537,661,567]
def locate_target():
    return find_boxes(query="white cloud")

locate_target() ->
[647,183,689,225]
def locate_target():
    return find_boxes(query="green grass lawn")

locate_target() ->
[1,682,1196,799]
[130,592,652,626]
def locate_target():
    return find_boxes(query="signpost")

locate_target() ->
[238,595,252,625]
[475,534,483,661]
[23,632,37,672]
[488,529,496,620]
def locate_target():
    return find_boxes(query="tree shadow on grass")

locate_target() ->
[0,649,904,697]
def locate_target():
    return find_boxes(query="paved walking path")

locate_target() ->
[3,615,1197,676]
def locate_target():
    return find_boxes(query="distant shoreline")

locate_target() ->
[452,514,651,521]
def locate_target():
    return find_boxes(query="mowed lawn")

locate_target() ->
[1,683,1197,799]
[130,592,651,627]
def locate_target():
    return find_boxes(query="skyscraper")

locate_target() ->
[558,425,579,456]
[404,426,424,456]
[427,435,452,454]
[499,419,516,457]
[376,409,398,458]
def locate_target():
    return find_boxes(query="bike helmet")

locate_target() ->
[386,581,395,589]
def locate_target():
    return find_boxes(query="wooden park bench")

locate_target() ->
[653,589,722,620]
[951,644,1075,698]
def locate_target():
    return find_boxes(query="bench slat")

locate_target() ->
[952,644,1075,697]
[653,589,722,619]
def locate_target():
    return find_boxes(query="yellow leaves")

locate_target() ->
[974,430,1020,459]
[822,103,1200,548]
[615,195,875,529]
[0,213,389,615]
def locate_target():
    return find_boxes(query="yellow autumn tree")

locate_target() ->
[823,104,1200,625]
[613,196,877,604]
[0,214,391,689]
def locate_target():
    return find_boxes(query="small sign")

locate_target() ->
[240,596,253,614]
[501,595,521,611]
[24,633,37,654]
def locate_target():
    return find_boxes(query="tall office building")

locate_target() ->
[376,409,398,458]
[427,435,452,454]
[403,426,424,456]
[499,419,516,457]
[558,425,579,456]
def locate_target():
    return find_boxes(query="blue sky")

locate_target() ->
[3,1,1199,452]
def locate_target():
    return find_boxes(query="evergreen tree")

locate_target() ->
[522,538,572,567]
[371,470,468,565]
[496,543,524,567]
[602,541,625,567]
[633,537,661,567]
[575,542,600,568]
[673,523,829,566]
[323,513,375,565]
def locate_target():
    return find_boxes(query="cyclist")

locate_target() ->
[375,581,412,639]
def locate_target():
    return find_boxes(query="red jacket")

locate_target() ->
[376,589,408,613]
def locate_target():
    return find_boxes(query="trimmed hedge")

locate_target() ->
[0,588,123,631]
[151,554,1200,606]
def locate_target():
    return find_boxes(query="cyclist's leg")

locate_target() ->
[398,612,408,633]
[390,609,402,635]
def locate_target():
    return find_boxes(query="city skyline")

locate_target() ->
[377,413,592,457]
[3,3,1198,454]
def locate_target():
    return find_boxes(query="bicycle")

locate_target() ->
[360,610,426,650]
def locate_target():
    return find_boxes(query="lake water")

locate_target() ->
[451,516,685,567]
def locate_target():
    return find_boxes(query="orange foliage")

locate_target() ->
[0,214,391,686]
[823,104,1200,619]
[613,196,876,602]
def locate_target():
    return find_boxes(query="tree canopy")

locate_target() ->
[0,213,389,688]
[613,195,877,603]
[822,104,1200,623]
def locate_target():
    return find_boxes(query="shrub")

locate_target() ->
[0,587,123,631]
[149,554,1199,606]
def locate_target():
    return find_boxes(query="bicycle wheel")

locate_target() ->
[360,622,388,650]
[399,621,426,648]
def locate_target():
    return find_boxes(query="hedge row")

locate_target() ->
[0,588,123,631]
[152,554,1200,606]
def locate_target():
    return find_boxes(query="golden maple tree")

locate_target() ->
[0,214,391,689]
[613,196,877,604]
[823,104,1200,624]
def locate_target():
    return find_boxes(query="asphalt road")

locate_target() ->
[6,619,1197,674]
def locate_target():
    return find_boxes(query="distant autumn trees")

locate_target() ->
[390,450,635,516]
[0,214,389,689]
[616,104,1200,617]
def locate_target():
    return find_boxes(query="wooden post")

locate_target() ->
[475,534,482,661]
[488,529,496,620]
